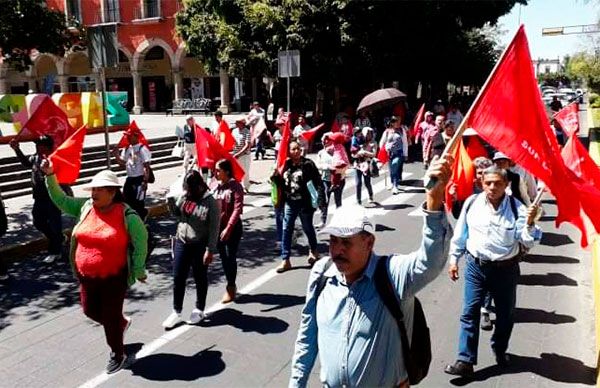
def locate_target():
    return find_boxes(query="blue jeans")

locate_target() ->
[457,255,520,364]
[172,239,209,312]
[389,154,404,188]
[281,200,318,260]
[217,221,243,287]
[355,171,373,203]
[275,205,284,243]
[33,195,63,255]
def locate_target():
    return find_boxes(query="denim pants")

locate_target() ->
[389,154,404,188]
[32,195,63,255]
[217,221,243,287]
[355,171,373,203]
[79,269,128,357]
[457,255,520,364]
[172,239,209,312]
[275,205,284,243]
[320,179,344,223]
[281,200,318,260]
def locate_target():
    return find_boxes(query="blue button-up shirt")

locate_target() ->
[449,193,542,265]
[289,208,451,387]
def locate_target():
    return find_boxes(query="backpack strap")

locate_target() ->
[462,193,479,218]
[508,195,518,219]
[374,256,412,369]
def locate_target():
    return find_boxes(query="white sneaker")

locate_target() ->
[189,309,205,324]
[43,254,60,263]
[162,311,182,329]
[315,222,325,229]
[392,187,399,195]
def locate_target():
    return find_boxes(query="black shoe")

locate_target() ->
[481,312,493,331]
[106,352,127,374]
[444,360,474,376]
[495,353,511,367]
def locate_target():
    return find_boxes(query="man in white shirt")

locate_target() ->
[446,105,464,127]
[232,118,252,191]
[114,131,152,219]
[445,165,541,377]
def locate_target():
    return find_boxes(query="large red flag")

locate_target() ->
[554,103,580,138]
[300,123,325,143]
[215,119,236,151]
[410,103,426,141]
[195,124,245,181]
[464,135,489,160]
[117,120,150,148]
[19,96,74,148]
[49,125,87,184]
[465,25,584,242]
[445,139,475,211]
[276,118,292,174]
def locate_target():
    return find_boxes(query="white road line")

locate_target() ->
[78,171,419,388]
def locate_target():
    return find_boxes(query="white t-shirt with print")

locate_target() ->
[121,144,151,178]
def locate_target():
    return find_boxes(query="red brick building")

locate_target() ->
[0,0,244,113]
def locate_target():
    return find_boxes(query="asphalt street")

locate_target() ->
[0,160,596,387]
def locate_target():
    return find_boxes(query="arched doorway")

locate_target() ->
[33,55,59,94]
[64,52,95,92]
[136,45,173,112]
[105,49,134,111]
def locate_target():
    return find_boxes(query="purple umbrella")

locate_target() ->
[356,88,407,113]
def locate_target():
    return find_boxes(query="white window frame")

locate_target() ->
[142,0,161,19]
[64,0,82,23]
[102,0,120,23]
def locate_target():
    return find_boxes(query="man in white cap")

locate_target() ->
[289,155,454,388]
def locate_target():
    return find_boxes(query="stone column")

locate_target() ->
[56,74,69,93]
[219,67,230,114]
[132,70,143,114]
[172,69,183,101]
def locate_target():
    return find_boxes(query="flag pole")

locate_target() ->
[425,25,524,189]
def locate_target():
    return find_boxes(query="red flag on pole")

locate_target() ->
[464,135,489,160]
[276,118,292,174]
[49,125,87,184]
[117,120,150,148]
[19,96,74,148]
[410,103,426,141]
[554,102,580,138]
[300,123,325,143]
[215,119,236,151]
[195,124,245,181]
[445,139,475,211]
[464,25,585,243]
[377,147,389,164]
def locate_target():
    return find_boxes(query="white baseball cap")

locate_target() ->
[81,170,121,190]
[320,204,375,237]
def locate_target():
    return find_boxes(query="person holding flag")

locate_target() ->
[113,128,152,220]
[10,136,72,263]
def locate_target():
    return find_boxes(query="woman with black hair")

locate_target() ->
[163,170,220,329]
[213,159,245,303]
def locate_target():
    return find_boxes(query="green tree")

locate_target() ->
[0,0,83,71]
[568,51,600,93]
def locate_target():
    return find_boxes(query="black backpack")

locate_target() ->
[316,256,432,385]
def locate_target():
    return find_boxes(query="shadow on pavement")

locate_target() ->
[380,203,414,211]
[200,308,289,334]
[518,273,578,287]
[540,232,574,247]
[514,307,576,324]
[520,254,580,264]
[449,352,596,386]
[402,179,424,188]
[375,224,396,232]
[129,345,225,381]
[235,293,305,312]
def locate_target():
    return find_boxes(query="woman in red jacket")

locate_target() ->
[213,159,245,303]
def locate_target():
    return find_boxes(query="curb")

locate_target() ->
[0,201,169,263]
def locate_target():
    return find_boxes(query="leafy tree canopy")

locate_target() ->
[0,0,84,71]
[176,0,525,99]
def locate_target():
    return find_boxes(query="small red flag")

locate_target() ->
[410,103,426,141]
[377,147,389,164]
[215,119,236,151]
[331,120,341,133]
[300,123,325,143]
[117,121,150,148]
[195,124,245,181]
[445,139,475,211]
[49,125,87,184]
[465,25,586,244]
[554,103,579,138]
[276,118,292,174]
[20,96,74,148]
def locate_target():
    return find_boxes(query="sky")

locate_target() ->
[497,0,600,59]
